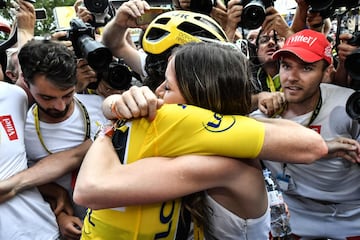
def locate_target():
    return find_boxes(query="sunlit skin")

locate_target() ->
[27,74,76,123]
[155,57,186,104]
[279,53,331,118]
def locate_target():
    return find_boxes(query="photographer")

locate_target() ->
[290,0,332,35]
[333,33,359,87]
[226,0,290,116]
[74,0,94,25]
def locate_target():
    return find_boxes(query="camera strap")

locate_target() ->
[193,218,204,240]
[306,88,322,127]
[32,97,90,154]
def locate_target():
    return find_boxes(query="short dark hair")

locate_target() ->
[18,39,77,89]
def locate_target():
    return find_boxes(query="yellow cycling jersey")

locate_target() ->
[81,104,265,240]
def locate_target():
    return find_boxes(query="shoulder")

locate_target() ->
[0,82,28,111]
[249,109,267,119]
[75,93,104,104]
[0,82,27,99]
[156,104,213,120]
[320,83,355,96]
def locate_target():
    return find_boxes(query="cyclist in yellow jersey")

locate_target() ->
[74,42,329,240]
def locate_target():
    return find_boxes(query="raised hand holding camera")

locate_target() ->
[225,0,275,30]
[60,18,112,72]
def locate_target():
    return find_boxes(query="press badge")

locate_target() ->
[276,173,295,192]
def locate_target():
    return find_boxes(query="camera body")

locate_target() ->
[90,59,133,90]
[83,0,115,27]
[305,0,359,18]
[305,0,334,18]
[339,4,360,120]
[239,0,275,30]
[189,0,216,15]
[63,18,112,72]
[342,7,360,88]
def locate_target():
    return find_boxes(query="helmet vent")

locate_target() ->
[155,17,171,25]
[146,28,170,41]
[195,16,227,40]
[178,22,217,39]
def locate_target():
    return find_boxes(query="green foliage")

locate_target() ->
[0,0,76,38]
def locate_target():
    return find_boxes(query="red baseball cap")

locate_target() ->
[273,29,332,65]
[0,22,11,34]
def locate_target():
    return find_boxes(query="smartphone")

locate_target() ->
[136,7,171,25]
[35,8,47,20]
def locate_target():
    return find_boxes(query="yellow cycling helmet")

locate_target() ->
[142,10,229,55]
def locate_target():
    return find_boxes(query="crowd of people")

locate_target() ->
[1,0,360,239]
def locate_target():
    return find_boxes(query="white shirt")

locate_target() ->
[0,82,59,240]
[25,93,108,219]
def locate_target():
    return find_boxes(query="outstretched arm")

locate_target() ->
[74,137,241,210]
[0,140,91,203]
[256,117,328,163]
[101,0,150,77]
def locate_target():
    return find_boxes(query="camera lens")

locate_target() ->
[345,49,360,89]
[242,1,266,29]
[346,91,360,120]
[189,0,215,15]
[107,62,132,90]
[77,35,113,72]
[84,0,108,13]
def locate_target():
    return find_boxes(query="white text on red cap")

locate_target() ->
[288,35,317,46]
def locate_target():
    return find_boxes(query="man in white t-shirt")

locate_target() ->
[23,39,109,239]
[0,39,108,239]
[0,59,60,240]
[251,29,360,239]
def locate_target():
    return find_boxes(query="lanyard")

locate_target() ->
[306,89,322,127]
[257,68,281,93]
[193,219,204,240]
[277,88,322,172]
[266,74,276,92]
[33,97,90,154]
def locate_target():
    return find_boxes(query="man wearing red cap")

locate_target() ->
[252,29,360,238]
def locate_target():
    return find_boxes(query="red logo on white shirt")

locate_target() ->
[309,125,321,134]
[0,115,18,141]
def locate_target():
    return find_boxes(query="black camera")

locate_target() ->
[344,32,360,120]
[306,0,359,19]
[237,0,275,30]
[342,6,360,90]
[84,0,116,27]
[344,32,360,91]
[346,91,360,121]
[89,59,133,90]
[189,0,216,15]
[0,0,6,8]
[62,18,112,72]
[305,0,334,19]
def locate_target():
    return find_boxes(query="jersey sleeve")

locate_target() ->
[136,104,265,159]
